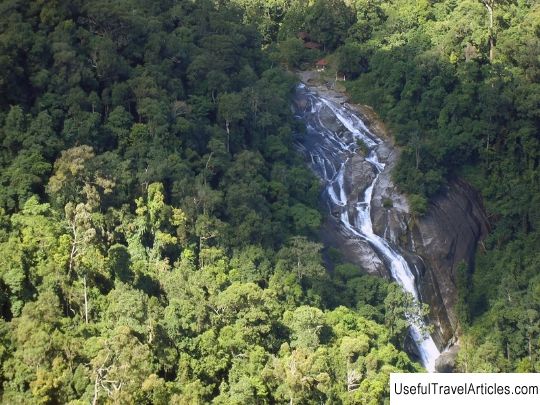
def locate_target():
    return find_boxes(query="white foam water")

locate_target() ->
[295,84,440,371]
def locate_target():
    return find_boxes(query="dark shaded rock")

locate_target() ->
[435,345,460,373]
[293,96,308,110]
[318,103,343,133]
[413,180,489,347]
[371,147,410,245]
[318,216,388,278]
[295,75,489,354]
[344,154,376,201]
[404,333,422,365]
[368,129,488,350]
[372,176,488,349]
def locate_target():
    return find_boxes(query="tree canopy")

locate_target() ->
[0,0,427,403]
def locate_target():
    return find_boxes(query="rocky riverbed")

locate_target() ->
[296,70,489,370]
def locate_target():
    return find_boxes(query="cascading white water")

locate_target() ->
[295,84,440,371]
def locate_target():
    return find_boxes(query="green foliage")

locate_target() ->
[0,0,535,396]
[382,198,393,209]
[275,37,307,69]
[336,42,370,78]
[408,194,428,217]
[320,0,540,372]
[290,203,322,234]
[303,0,356,51]
[0,1,425,403]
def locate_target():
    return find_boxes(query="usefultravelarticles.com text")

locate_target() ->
[390,373,540,404]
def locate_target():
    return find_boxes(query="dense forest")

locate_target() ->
[0,1,431,404]
[0,0,538,403]
[233,0,539,373]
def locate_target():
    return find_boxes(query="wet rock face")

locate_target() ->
[350,96,489,349]
[435,345,460,373]
[319,216,388,278]
[412,180,489,346]
[372,176,489,348]
[371,147,409,245]
[295,85,388,279]
[344,154,376,201]
[319,154,384,278]
[295,78,489,354]
[352,114,488,349]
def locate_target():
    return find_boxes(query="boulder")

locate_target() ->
[344,154,376,201]
[435,345,460,373]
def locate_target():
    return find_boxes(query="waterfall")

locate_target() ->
[295,84,440,371]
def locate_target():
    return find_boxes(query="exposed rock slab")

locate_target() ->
[297,71,489,353]
[344,154,376,201]
[319,215,388,278]
[435,345,460,373]
[318,152,382,278]
[370,160,489,347]
[369,152,488,347]
[371,146,409,245]
[412,180,489,346]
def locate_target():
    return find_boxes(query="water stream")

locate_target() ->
[294,84,440,371]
